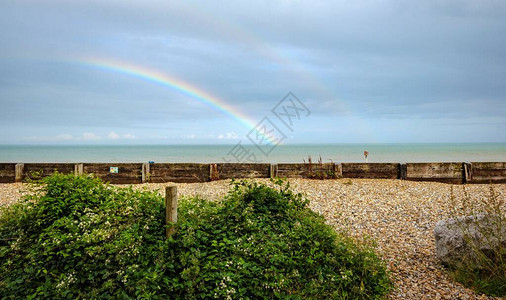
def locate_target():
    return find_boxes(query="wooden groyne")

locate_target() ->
[0,162,505,184]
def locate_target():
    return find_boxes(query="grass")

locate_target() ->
[447,185,505,297]
[303,155,337,179]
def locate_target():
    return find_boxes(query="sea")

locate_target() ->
[0,143,505,163]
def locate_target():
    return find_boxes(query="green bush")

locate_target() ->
[0,173,167,299]
[0,174,392,299]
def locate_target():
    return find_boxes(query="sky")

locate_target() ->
[0,0,505,145]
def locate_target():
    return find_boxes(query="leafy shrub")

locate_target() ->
[171,178,392,299]
[0,173,392,299]
[0,173,168,299]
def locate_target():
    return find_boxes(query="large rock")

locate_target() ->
[434,213,506,268]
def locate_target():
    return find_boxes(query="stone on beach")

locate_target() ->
[434,213,506,268]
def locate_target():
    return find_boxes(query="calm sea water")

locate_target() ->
[0,144,505,163]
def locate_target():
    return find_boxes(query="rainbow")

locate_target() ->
[74,58,284,145]
[81,57,258,131]
[75,57,287,145]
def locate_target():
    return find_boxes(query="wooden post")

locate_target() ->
[209,164,219,181]
[270,164,278,178]
[334,163,343,178]
[142,162,150,183]
[165,186,178,238]
[463,163,472,184]
[74,163,83,176]
[399,163,407,180]
[15,163,24,183]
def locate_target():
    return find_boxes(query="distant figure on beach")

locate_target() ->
[364,150,369,163]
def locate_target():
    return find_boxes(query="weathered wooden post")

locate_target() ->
[399,163,407,180]
[142,162,150,183]
[165,186,178,238]
[334,163,343,178]
[270,164,278,178]
[74,163,84,176]
[210,164,219,181]
[463,162,472,184]
[15,163,24,183]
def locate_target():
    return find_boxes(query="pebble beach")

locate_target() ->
[1,179,505,300]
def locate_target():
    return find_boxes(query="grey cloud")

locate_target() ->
[0,0,505,143]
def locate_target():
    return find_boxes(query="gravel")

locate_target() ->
[1,178,504,299]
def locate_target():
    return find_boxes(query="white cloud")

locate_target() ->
[106,131,120,140]
[20,132,136,142]
[184,134,197,139]
[55,134,74,141]
[81,132,101,141]
[22,134,74,141]
[217,132,239,140]
[21,135,47,141]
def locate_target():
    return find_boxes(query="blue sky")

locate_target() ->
[0,0,505,144]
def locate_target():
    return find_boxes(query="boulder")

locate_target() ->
[434,213,506,268]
